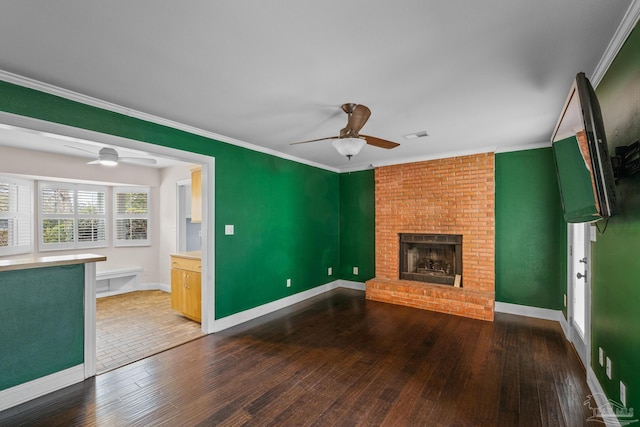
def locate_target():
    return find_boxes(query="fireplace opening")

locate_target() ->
[399,233,462,286]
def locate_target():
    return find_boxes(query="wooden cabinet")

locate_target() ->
[170,254,201,322]
[190,166,202,223]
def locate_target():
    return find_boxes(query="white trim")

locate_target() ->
[211,281,364,332]
[84,262,97,378]
[0,70,339,173]
[201,160,216,334]
[352,146,499,172]
[587,367,624,427]
[335,279,366,291]
[591,0,640,87]
[135,282,171,293]
[0,111,216,336]
[494,301,567,323]
[494,141,551,154]
[0,365,85,412]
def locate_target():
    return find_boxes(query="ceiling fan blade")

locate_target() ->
[120,157,158,165]
[361,135,400,149]
[346,104,371,134]
[290,136,339,145]
[65,144,97,155]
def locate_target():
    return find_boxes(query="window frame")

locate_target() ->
[113,186,151,247]
[38,181,108,251]
[0,175,33,256]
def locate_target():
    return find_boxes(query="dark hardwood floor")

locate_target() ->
[0,288,593,426]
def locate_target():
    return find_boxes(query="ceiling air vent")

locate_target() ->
[403,131,429,140]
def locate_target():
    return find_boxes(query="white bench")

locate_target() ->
[96,267,144,298]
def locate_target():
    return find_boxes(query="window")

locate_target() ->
[0,176,32,256]
[114,187,150,246]
[39,182,107,250]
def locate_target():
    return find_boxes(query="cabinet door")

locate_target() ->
[171,268,187,313]
[184,271,201,322]
[190,167,202,223]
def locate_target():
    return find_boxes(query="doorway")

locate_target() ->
[0,111,216,378]
[568,222,591,368]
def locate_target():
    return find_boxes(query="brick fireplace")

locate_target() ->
[365,153,495,321]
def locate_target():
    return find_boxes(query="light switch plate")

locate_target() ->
[328,267,332,275]
[599,347,604,366]
[620,381,627,407]
[353,266,359,275]
[606,357,612,379]
[225,225,234,235]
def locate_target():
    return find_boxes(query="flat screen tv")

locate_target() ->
[551,72,618,223]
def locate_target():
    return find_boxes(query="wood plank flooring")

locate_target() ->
[0,288,594,426]
[96,290,204,373]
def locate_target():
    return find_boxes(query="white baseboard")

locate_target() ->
[96,282,170,298]
[494,301,565,322]
[211,280,365,332]
[587,367,624,427]
[136,282,170,293]
[336,279,366,291]
[0,365,84,412]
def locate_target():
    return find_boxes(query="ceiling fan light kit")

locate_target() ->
[67,145,158,166]
[331,137,366,160]
[290,103,400,160]
[95,147,118,166]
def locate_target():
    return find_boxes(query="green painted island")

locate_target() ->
[0,253,106,411]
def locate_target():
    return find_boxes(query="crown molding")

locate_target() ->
[0,70,339,173]
[591,0,640,87]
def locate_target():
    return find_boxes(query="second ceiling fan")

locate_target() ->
[291,103,400,159]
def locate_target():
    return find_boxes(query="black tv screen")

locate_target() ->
[551,72,618,223]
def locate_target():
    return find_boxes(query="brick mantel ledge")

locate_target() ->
[366,278,495,321]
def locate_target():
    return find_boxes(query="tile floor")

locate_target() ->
[96,290,204,373]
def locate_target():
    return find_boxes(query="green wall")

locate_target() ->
[591,22,640,414]
[495,148,566,310]
[339,170,375,281]
[0,264,84,391]
[0,81,340,319]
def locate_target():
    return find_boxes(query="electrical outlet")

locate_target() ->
[620,381,627,407]
[286,278,291,288]
[328,267,332,276]
[599,347,604,366]
[564,294,567,307]
[353,266,359,275]
[606,357,612,379]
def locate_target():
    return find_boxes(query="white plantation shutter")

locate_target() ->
[114,187,150,246]
[77,189,106,246]
[39,182,107,250]
[0,177,33,255]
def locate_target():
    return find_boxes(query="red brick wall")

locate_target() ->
[366,153,495,320]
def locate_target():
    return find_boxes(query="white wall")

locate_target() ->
[158,164,192,287]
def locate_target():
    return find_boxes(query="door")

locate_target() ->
[568,222,591,368]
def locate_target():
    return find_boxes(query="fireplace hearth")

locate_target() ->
[399,233,462,286]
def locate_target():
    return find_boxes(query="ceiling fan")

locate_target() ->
[66,146,157,166]
[290,103,400,159]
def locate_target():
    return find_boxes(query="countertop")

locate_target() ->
[0,253,107,272]
[170,251,201,260]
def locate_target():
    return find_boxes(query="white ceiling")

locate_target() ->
[0,1,636,171]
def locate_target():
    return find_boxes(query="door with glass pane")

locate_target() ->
[569,222,590,368]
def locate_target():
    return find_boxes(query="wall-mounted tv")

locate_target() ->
[551,72,618,223]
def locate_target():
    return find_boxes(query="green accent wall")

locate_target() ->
[0,265,84,391]
[495,148,566,310]
[591,22,640,415]
[0,81,340,319]
[339,170,375,281]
